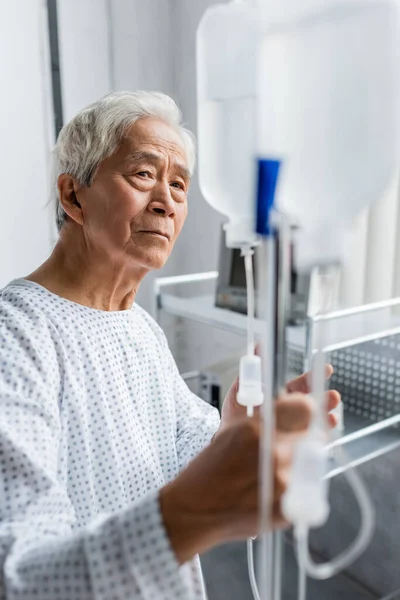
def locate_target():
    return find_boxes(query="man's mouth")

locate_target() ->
[139,230,170,241]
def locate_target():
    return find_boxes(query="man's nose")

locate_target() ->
[149,180,175,217]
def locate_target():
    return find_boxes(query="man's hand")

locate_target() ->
[160,392,318,565]
[220,364,341,433]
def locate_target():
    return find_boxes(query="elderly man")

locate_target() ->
[0,91,339,599]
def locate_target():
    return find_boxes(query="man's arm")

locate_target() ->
[160,393,318,565]
[0,310,191,600]
[0,307,339,595]
[156,327,220,469]
[173,370,220,470]
[136,307,221,470]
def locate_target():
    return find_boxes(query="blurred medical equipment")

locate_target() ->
[215,228,316,325]
[197,0,400,599]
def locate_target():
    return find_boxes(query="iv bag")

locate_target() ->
[197,0,259,248]
[257,0,400,268]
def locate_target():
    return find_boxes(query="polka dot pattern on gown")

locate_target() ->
[0,278,220,599]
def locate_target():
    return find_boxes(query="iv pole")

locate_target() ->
[258,213,292,600]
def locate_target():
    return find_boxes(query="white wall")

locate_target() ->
[111,0,175,97]
[0,0,53,287]
[57,0,112,122]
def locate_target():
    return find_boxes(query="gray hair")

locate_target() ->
[53,91,196,231]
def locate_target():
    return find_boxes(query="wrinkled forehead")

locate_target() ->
[119,117,189,171]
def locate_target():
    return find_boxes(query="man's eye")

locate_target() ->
[137,171,150,178]
[171,182,184,190]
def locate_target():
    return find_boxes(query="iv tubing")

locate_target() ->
[296,443,375,579]
[247,539,261,600]
[239,247,262,419]
[296,268,375,580]
[298,559,307,600]
[273,531,283,600]
[243,245,261,600]
[243,248,256,356]
[311,269,333,436]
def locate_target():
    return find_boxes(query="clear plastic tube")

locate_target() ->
[298,559,307,600]
[280,265,375,590]
[296,443,375,579]
[247,539,261,600]
[272,531,283,600]
[238,247,263,419]
[243,246,262,600]
[244,249,256,355]
[295,269,375,580]
[311,267,337,436]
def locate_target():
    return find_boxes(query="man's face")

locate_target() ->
[76,118,190,272]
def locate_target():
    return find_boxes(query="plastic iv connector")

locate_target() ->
[281,435,330,529]
[237,249,264,417]
[237,354,264,417]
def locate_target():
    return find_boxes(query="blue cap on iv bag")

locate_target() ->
[256,158,281,236]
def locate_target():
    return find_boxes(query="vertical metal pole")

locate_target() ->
[304,316,314,373]
[258,236,276,600]
[274,216,291,395]
[258,214,292,600]
[272,216,291,600]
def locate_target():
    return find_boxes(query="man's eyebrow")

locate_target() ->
[126,151,191,180]
[125,151,161,164]
[174,163,191,181]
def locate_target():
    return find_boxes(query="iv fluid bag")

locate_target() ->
[197,1,259,248]
[258,0,400,268]
[259,0,335,27]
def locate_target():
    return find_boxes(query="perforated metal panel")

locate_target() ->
[329,335,400,424]
[287,333,400,425]
[287,346,305,379]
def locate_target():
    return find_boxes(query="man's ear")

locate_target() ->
[57,174,84,226]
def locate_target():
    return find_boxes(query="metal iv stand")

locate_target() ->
[258,213,292,600]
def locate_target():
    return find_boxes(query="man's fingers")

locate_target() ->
[275,391,340,432]
[286,373,309,394]
[328,412,338,428]
[275,394,314,432]
[232,376,239,393]
[286,365,334,394]
[327,390,341,412]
